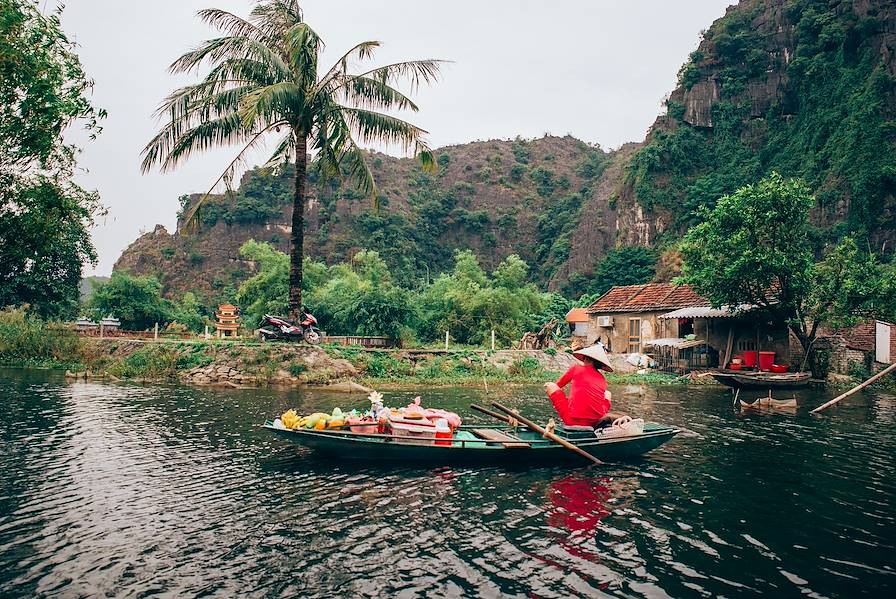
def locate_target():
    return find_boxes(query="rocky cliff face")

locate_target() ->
[626,0,896,248]
[115,0,896,301]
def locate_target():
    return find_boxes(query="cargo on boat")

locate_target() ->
[262,421,679,466]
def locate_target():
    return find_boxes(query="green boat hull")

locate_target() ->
[262,422,679,466]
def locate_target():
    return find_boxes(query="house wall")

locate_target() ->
[589,311,677,354]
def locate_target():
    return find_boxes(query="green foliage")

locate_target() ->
[629,0,896,243]
[680,173,885,369]
[575,149,609,180]
[236,239,290,326]
[170,291,208,333]
[107,345,211,380]
[0,307,81,366]
[0,0,104,318]
[534,192,582,283]
[529,166,557,197]
[587,246,657,297]
[511,140,530,164]
[87,272,173,330]
[142,1,442,317]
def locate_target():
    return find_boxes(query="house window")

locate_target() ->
[628,318,641,354]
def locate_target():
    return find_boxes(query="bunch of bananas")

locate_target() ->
[280,407,346,430]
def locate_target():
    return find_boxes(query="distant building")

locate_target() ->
[584,283,707,354]
[565,308,591,346]
[582,282,895,375]
[214,304,240,338]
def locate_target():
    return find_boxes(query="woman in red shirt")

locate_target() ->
[544,343,618,427]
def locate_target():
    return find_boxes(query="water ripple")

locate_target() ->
[0,372,894,597]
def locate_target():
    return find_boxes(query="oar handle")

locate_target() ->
[491,402,603,466]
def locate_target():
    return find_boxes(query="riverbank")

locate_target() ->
[0,331,688,389]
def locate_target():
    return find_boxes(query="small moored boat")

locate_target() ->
[262,421,680,466]
[712,371,811,390]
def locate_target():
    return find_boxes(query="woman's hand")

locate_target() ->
[544,382,560,396]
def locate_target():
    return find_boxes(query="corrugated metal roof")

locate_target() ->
[586,283,707,314]
[658,305,754,319]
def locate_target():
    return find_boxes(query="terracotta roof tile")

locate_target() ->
[565,308,590,323]
[586,283,708,314]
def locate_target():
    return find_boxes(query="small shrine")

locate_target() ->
[214,304,240,338]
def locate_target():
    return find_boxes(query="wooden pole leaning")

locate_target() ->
[811,362,896,414]
[490,402,603,465]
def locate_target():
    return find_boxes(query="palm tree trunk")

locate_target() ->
[288,133,307,321]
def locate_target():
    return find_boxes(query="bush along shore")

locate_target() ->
[0,311,690,388]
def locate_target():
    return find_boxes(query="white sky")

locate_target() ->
[58,0,732,276]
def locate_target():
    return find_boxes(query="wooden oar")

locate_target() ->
[470,403,511,423]
[490,402,603,465]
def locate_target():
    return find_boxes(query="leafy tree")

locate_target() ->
[236,239,290,326]
[680,173,884,375]
[587,246,657,297]
[170,292,209,332]
[87,272,172,330]
[142,0,442,321]
[0,0,104,318]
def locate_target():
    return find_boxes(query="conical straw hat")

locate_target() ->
[572,343,614,371]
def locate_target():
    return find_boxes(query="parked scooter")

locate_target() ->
[257,311,322,344]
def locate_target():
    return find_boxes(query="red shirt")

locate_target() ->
[550,364,610,426]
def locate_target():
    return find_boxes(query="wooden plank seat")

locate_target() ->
[470,428,530,448]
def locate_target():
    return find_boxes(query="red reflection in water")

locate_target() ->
[547,476,613,534]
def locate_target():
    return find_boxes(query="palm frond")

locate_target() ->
[356,59,445,90]
[340,107,430,154]
[180,124,282,231]
[170,36,291,80]
[239,81,299,128]
[317,40,381,89]
[196,8,265,40]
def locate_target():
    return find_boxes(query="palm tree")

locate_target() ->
[142,0,441,319]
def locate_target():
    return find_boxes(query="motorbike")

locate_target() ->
[257,311,322,344]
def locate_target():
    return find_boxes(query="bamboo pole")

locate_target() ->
[810,362,896,414]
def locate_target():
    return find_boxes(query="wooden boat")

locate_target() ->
[262,421,679,466]
[712,371,811,390]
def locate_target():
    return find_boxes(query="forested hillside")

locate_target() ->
[116,0,896,304]
[116,135,616,299]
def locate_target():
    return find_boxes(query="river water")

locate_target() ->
[1,368,893,598]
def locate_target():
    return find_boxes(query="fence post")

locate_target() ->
[445,330,449,351]
[491,329,496,351]
[204,325,209,340]
[154,322,159,341]
[99,322,104,339]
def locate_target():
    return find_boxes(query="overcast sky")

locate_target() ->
[58,0,732,276]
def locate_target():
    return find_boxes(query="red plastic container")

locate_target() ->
[728,363,743,371]
[770,364,788,373]
[742,351,758,368]
[759,351,775,371]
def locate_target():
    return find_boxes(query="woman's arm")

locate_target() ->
[555,365,576,388]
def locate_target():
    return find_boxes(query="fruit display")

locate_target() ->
[272,391,463,437]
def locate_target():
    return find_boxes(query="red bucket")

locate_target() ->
[759,351,775,371]
[742,351,757,368]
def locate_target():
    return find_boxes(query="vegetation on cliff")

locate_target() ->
[0,0,104,318]
[629,0,895,248]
